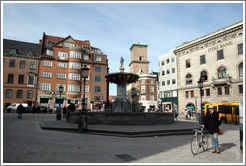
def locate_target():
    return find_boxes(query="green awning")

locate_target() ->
[40,96,50,98]
[55,96,66,99]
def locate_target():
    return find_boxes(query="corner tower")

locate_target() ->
[129,43,149,74]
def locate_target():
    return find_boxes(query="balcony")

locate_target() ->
[211,76,231,87]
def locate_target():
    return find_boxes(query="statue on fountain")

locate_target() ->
[119,57,124,72]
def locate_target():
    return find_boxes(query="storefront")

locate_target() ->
[161,97,178,113]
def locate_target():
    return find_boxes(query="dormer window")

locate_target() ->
[10,48,18,55]
[27,50,34,56]
[46,41,54,47]
[64,42,75,48]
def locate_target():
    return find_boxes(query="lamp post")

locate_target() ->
[197,77,204,121]
[56,84,64,120]
[78,64,90,133]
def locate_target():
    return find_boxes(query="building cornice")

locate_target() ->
[174,21,243,54]
[129,60,150,66]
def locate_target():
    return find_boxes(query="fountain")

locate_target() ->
[105,57,139,112]
[68,57,174,125]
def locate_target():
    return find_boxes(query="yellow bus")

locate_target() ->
[204,102,239,124]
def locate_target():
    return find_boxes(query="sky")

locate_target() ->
[2,1,244,95]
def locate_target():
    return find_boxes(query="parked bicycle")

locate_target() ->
[190,127,209,155]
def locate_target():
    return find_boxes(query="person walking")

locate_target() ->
[62,106,67,119]
[17,103,24,119]
[173,109,178,121]
[201,104,220,154]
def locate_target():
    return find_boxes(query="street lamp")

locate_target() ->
[78,64,90,133]
[56,84,64,120]
[197,77,204,121]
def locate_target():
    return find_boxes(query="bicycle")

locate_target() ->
[190,127,209,155]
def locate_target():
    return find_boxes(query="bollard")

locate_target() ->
[56,110,62,121]
[78,115,87,133]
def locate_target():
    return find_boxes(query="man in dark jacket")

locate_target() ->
[17,103,24,119]
[201,104,220,154]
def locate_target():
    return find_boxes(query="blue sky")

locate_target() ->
[2,2,244,95]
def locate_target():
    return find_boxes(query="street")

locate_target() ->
[2,113,243,164]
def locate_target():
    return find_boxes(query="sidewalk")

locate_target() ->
[39,118,201,137]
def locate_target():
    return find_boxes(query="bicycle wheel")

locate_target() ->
[191,136,199,155]
[202,134,209,151]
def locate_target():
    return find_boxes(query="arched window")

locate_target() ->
[200,70,208,82]
[186,74,192,85]
[218,66,227,79]
[239,62,243,77]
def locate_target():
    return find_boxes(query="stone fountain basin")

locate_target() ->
[69,112,174,125]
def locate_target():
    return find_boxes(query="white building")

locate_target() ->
[158,50,178,113]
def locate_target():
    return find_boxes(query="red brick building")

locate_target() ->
[3,39,41,109]
[38,33,108,110]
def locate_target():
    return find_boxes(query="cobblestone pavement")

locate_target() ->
[2,113,244,164]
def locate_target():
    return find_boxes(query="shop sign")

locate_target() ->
[208,41,233,52]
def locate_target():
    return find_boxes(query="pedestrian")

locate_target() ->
[62,106,67,119]
[201,104,221,154]
[173,109,178,121]
[17,103,24,119]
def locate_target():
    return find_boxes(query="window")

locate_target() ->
[150,86,154,92]
[57,52,68,60]
[27,90,33,99]
[166,69,170,75]
[95,66,101,72]
[55,84,66,92]
[41,72,52,78]
[16,90,23,98]
[185,91,189,98]
[68,84,80,92]
[95,86,101,92]
[64,42,75,48]
[46,50,53,56]
[84,54,89,61]
[151,80,154,84]
[171,57,175,62]
[172,68,175,73]
[162,81,165,86]
[167,80,170,85]
[190,90,194,97]
[239,62,243,77]
[40,83,51,91]
[96,56,101,62]
[172,79,176,84]
[238,43,243,55]
[186,59,190,68]
[46,41,54,47]
[57,62,67,68]
[27,50,34,56]
[19,61,25,68]
[28,75,34,85]
[217,87,222,95]
[69,62,81,69]
[206,89,210,96]
[29,62,36,69]
[141,86,145,94]
[42,61,52,67]
[200,55,206,64]
[166,59,170,64]
[18,75,24,84]
[139,56,142,61]
[162,71,165,76]
[56,73,66,79]
[68,73,80,80]
[218,66,227,79]
[239,85,243,94]
[225,86,230,95]
[82,86,89,93]
[94,96,101,101]
[201,89,204,97]
[9,60,15,67]
[142,80,145,84]
[201,71,208,82]
[186,74,192,85]
[141,95,146,101]
[217,50,224,60]
[7,74,14,83]
[161,61,165,66]
[150,94,155,101]
[6,89,12,98]
[70,51,81,59]
[10,48,17,54]
[95,75,101,82]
